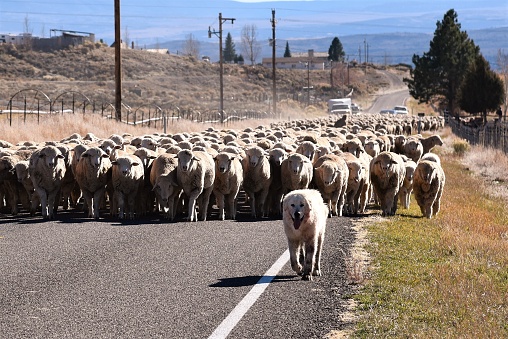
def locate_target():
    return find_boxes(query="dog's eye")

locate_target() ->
[290,204,295,207]
[300,204,304,207]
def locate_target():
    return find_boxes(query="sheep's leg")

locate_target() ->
[82,190,94,218]
[35,187,48,218]
[93,188,106,219]
[115,191,125,219]
[47,190,59,220]
[187,188,202,222]
[247,191,256,218]
[257,187,270,218]
[198,186,213,221]
[127,192,136,219]
[215,191,226,221]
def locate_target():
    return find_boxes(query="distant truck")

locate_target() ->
[328,98,352,115]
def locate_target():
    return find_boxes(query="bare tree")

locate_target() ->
[123,26,130,49]
[23,14,33,49]
[183,33,200,58]
[241,24,261,65]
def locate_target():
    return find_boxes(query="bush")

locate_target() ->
[452,138,470,156]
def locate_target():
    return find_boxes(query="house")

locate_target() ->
[262,49,328,70]
[0,33,32,44]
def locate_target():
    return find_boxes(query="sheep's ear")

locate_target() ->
[114,145,122,149]
[132,162,140,166]
[149,155,157,159]
[81,153,89,158]
[192,156,200,161]
[101,154,109,158]
[111,161,118,165]
[57,154,65,159]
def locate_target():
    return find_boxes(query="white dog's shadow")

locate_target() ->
[209,275,298,287]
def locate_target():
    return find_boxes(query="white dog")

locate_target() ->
[282,189,328,281]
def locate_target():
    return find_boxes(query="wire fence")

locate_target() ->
[0,89,280,133]
[448,117,508,154]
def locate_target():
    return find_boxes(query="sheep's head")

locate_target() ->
[111,156,140,175]
[245,147,265,168]
[39,146,65,168]
[81,147,109,168]
[287,154,305,174]
[215,153,234,173]
[177,149,198,172]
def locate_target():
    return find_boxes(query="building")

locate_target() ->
[262,49,328,70]
[1,30,95,51]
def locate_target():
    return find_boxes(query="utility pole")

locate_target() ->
[209,13,235,123]
[114,0,121,121]
[271,9,277,118]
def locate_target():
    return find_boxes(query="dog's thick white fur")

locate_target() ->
[282,189,328,281]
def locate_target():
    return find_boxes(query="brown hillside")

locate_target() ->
[0,42,408,116]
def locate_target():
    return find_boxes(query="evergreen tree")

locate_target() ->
[284,41,292,58]
[404,9,479,116]
[223,32,236,63]
[459,54,505,124]
[328,37,345,62]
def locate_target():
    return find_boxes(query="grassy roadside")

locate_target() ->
[353,132,508,338]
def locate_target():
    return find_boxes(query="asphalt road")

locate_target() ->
[0,207,356,339]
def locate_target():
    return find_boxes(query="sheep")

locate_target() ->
[341,138,364,158]
[364,139,380,158]
[421,135,443,154]
[13,160,40,211]
[313,154,349,217]
[28,145,67,219]
[213,152,244,220]
[421,152,441,165]
[242,146,272,219]
[399,159,417,209]
[111,154,144,219]
[133,147,159,215]
[149,153,181,220]
[74,147,112,219]
[265,147,287,216]
[404,137,424,163]
[1,154,30,215]
[413,159,446,218]
[340,152,368,215]
[176,149,215,222]
[281,153,314,195]
[296,141,317,161]
[370,151,406,216]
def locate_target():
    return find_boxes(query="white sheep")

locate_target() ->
[313,154,349,217]
[421,135,443,154]
[364,139,380,158]
[404,137,424,163]
[370,151,406,216]
[111,154,144,219]
[341,152,368,215]
[28,145,67,219]
[399,159,417,209]
[281,153,314,195]
[74,147,112,219]
[149,153,181,220]
[413,159,446,218]
[176,149,215,221]
[296,141,317,161]
[242,145,272,219]
[265,147,287,216]
[213,151,244,220]
[420,152,441,165]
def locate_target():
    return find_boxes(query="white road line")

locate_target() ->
[208,249,290,339]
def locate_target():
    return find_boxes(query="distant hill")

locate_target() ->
[155,27,508,69]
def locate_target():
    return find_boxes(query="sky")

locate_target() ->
[1,0,507,46]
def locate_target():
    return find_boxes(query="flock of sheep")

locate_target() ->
[0,113,446,221]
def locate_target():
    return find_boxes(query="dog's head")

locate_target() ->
[284,193,309,230]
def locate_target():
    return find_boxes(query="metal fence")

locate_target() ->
[1,89,279,133]
[448,117,508,154]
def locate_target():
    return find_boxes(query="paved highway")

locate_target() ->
[0,209,356,338]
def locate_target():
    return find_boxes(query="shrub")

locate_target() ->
[452,138,470,156]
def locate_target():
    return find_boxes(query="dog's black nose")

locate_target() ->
[294,211,302,220]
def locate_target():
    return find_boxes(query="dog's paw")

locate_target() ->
[312,269,322,277]
[301,274,313,281]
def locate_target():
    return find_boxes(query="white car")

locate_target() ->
[393,106,409,115]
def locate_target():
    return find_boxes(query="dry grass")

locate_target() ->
[353,130,508,338]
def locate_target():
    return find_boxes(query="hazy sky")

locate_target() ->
[1,0,507,44]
